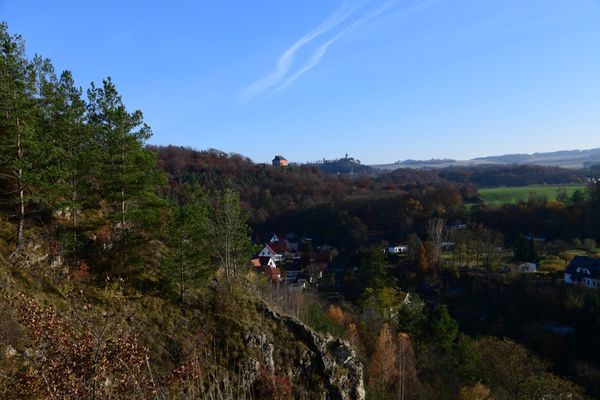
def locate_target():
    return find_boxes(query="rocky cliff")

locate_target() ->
[248,303,365,400]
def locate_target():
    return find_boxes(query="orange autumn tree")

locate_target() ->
[397,332,419,400]
[327,304,346,327]
[368,324,420,400]
[368,323,397,399]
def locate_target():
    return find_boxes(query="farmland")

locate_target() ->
[478,184,587,205]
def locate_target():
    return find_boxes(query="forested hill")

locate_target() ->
[151,146,596,249]
[152,145,589,213]
[154,145,589,189]
[151,145,474,215]
[151,146,473,248]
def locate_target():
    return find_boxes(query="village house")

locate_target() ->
[249,256,281,282]
[519,262,537,273]
[258,244,284,262]
[564,256,600,289]
[250,231,337,287]
[386,245,408,254]
[441,242,456,251]
[250,256,277,270]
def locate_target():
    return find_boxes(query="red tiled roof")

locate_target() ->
[269,240,287,254]
[250,258,261,267]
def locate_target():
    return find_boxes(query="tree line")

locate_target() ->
[0,23,250,289]
[0,22,168,270]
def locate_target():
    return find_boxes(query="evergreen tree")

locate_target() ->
[360,245,391,291]
[428,305,459,353]
[52,71,91,259]
[0,22,36,254]
[32,58,92,261]
[86,77,163,267]
[165,184,210,303]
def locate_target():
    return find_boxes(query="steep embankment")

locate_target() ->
[0,253,364,399]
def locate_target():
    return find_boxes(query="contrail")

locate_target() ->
[239,3,356,103]
[274,0,400,94]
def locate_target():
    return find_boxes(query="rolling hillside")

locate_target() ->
[373,148,600,170]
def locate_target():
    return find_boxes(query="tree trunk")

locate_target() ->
[180,237,185,304]
[72,185,78,261]
[15,112,24,254]
[120,188,126,268]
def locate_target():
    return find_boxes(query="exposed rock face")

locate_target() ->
[245,303,365,400]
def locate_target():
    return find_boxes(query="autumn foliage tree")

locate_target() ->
[368,324,419,400]
[369,323,398,399]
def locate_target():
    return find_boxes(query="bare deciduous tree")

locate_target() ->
[427,218,446,272]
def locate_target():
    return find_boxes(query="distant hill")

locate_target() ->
[474,148,600,168]
[374,148,600,170]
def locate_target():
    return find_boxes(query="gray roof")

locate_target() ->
[565,256,600,280]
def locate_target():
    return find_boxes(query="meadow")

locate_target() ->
[478,185,586,205]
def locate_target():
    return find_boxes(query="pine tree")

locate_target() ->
[86,77,163,267]
[0,22,37,255]
[52,71,90,259]
[31,56,93,262]
[361,245,390,291]
[166,184,210,303]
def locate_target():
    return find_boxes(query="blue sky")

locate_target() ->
[1,0,599,164]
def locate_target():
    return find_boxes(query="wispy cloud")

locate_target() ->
[239,4,356,103]
[239,0,415,102]
[273,0,400,94]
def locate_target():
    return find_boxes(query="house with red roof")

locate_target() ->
[258,244,284,262]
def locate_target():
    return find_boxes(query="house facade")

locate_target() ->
[258,244,283,262]
[272,155,289,167]
[387,245,408,254]
[564,256,600,289]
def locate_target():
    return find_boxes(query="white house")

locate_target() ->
[387,245,408,254]
[519,262,537,273]
[258,244,283,262]
[564,256,600,289]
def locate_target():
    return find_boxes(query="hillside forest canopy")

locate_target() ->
[1,21,600,400]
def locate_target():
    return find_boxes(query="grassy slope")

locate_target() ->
[0,250,359,400]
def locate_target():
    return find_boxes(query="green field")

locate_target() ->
[478,185,586,205]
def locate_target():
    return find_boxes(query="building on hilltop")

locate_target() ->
[272,155,288,167]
